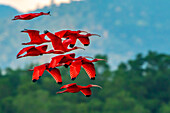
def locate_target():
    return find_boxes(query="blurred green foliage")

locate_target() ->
[0,51,170,113]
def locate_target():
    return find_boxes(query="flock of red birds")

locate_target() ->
[13,11,105,97]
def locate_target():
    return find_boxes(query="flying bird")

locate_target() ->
[70,57,106,80]
[21,29,51,45]
[29,63,63,84]
[55,30,88,47]
[76,33,101,47]
[48,53,79,69]
[12,11,50,20]
[44,30,85,52]
[16,45,48,59]
[56,83,102,97]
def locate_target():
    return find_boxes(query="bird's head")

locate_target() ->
[21,29,28,33]
[94,58,107,62]
[12,16,19,20]
[88,84,102,89]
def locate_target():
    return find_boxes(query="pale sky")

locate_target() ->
[0,0,73,12]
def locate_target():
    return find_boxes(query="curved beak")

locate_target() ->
[80,30,88,33]
[96,59,107,62]
[28,69,34,71]
[77,47,85,50]
[84,56,94,59]
[91,34,101,37]
[91,85,102,89]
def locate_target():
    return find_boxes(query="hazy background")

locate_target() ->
[0,0,170,70]
[0,0,170,113]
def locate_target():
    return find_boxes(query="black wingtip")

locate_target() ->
[49,67,53,71]
[44,30,49,34]
[32,79,37,82]
[71,78,76,81]
[85,95,91,97]
[84,44,89,46]
[64,64,69,68]
[69,44,75,48]
[91,77,95,80]
[58,82,62,84]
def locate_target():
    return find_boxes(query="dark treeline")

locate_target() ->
[0,51,170,113]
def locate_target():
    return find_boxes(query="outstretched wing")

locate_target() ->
[78,37,90,46]
[60,83,77,89]
[70,60,82,80]
[55,30,68,38]
[80,88,92,97]
[82,62,96,79]
[32,64,46,82]
[62,38,72,49]
[36,45,48,52]
[46,32,65,50]
[19,14,32,18]
[17,46,35,57]
[68,36,77,45]
[23,30,42,42]
[49,55,64,68]
[47,68,62,84]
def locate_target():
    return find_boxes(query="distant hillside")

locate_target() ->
[0,0,170,69]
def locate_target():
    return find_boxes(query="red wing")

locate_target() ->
[60,83,77,89]
[82,63,96,79]
[46,68,62,83]
[17,46,35,56]
[68,36,77,45]
[80,88,92,96]
[67,53,75,58]
[46,32,65,50]
[32,64,46,81]
[55,30,68,38]
[36,45,48,52]
[19,14,32,18]
[62,39,72,49]
[70,60,82,79]
[49,55,64,68]
[24,30,42,42]
[78,37,90,45]
[40,34,46,40]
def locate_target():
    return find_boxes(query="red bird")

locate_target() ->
[29,63,63,84]
[76,33,101,47]
[48,53,79,69]
[55,30,88,38]
[70,57,106,80]
[16,45,48,59]
[44,30,85,52]
[21,29,51,45]
[12,11,50,20]
[56,83,102,97]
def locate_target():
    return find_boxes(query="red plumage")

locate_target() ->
[56,83,102,97]
[12,11,50,20]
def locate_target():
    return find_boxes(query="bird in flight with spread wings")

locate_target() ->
[56,83,102,97]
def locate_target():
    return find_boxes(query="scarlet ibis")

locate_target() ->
[29,63,63,84]
[70,57,106,80]
[12,11,50,20]
[44,30,85,52]
[64,33,101,48]
[77,33,101,46]
[56,83,102,97]
[21,29,51,45]
[16,45,48,59]
[48,53,78,70]
[55,30,88,47]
